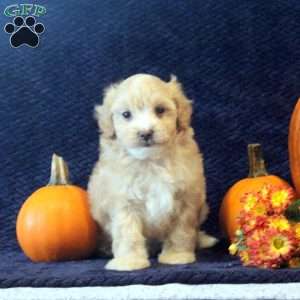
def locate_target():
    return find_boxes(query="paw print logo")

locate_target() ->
[4,16,45,48]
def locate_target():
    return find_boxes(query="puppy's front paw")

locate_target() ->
[158,251,196,265]
[105,256,150,271]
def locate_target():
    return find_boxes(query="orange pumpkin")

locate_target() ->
[16,154,98,262]
[289,98,300,196]
[219,144,293,241]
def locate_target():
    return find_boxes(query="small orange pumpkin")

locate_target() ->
[219,144,294,241]
[16,154,98,262]
[289,98,300,196]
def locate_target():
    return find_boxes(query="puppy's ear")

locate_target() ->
[94,84,118,139]
[168,75,192,132]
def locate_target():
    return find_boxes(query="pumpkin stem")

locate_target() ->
[48,153,71,185]
[248,144,269,178]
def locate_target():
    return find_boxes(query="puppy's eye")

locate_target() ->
[155,106,165,116]
[122,111,132,119]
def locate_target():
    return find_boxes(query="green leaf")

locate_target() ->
[285,199,300,222]
[238,245,247,251]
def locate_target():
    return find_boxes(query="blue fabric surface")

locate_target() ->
[1,0,300,287]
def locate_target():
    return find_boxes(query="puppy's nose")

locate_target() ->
[138,130,154,142]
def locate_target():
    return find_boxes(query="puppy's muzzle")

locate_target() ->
[138,129,154,146]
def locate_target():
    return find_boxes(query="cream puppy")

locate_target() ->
[88,74,217,271]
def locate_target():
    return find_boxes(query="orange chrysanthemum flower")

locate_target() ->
[245,227,296,268]
[269,186,295,215]
[263,229,296,261]
[259,185,271,201]
[293,223,300,241]
[239,212,267,234]
[239,250,250,264]
[268,215,291,232]
[288,257,300,268]
[290,223,300,255]
[241,192,261,213]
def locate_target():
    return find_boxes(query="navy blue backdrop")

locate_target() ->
[1,0,300,287]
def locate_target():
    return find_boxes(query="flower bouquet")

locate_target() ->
[229,184,300,268]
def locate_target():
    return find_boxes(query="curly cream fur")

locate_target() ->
[88,74,216,271]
